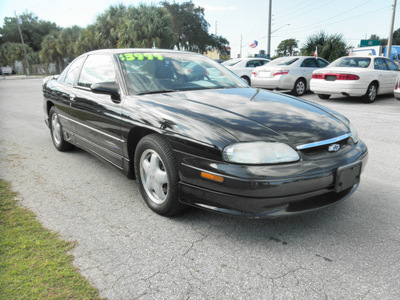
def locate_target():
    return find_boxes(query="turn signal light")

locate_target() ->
[201,172,224,182]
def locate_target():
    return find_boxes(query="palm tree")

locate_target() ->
[117,5,176,49]
[301,31,348,62]
[40,33,64,73]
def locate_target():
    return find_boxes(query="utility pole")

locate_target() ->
[387,0,397,59]
[215,21,217,35]
[267,0,272,59]
[15,11,30,75]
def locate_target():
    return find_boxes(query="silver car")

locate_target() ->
[251,56,329,96]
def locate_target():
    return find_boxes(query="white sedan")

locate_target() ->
[222,58,270,85]
[250,56,329,96]
[310,56,400,103]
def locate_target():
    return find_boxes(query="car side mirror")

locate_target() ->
[91,81,121,102]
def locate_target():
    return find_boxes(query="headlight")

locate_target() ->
[223,142,300,164]
[349,123,359,144]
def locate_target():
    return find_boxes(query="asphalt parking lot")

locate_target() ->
[1,78,400,299]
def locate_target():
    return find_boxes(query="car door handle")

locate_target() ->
[69,94,76,101]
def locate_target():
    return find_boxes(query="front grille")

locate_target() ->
[300,138,352,158]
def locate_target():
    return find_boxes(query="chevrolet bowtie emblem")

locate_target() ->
[328,144,341,152]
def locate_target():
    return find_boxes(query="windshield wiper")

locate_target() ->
[137,89,178,95]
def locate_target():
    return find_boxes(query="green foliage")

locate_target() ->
[0,12,60,52]
[275,38,298,57]
[117,4,176,49]
[0,179,102,299]
[300,31,348,62]
[0,42,34,70]
[161,1,228,53]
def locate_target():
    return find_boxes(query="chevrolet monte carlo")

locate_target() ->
[42,49,368,218]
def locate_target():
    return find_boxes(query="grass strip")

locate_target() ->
[0,179,102,299]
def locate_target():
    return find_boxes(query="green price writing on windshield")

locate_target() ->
[119,53,164,61]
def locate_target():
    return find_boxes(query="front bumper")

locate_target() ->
[175,140,368,218]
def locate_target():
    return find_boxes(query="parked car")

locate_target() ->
[251,56,329,96]
[394,74,400,100]
[42,49,368,218]
[222,58,270,85]
[311,56,400,103]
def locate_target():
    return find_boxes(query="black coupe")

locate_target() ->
[43,49,368,218]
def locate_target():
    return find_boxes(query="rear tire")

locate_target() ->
[134,134,186,216]
[362,82,377,103]
[318,94,331,100]
[49,107,73,151]
[292,78,306,96]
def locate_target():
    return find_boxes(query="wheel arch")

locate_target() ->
[370,80,380,90]
[126,126,160,179]
[297,76,307,89]
[240,75,251,85]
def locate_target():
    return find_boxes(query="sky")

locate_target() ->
[0,0,398,58]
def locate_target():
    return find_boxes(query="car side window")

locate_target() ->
[301,58,318,68]
[317,59,329,68]
[374,58,389,70]
[385,59,399,71]
[78,54,116,88]
[63,56,85,86]
[246,60,261,68]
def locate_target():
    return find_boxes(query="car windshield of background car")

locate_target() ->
[330,57,371,68]
[267,57,299,67]
[118,52,246,95]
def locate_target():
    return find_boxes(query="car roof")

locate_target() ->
[83,48,203,56]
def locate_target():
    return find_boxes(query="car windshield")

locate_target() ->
[267,57,299,66]
[118,52,246,95]
[329,57,371,68]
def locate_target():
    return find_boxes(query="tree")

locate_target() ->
[161,1,228,53]
[0,12,60,51]
[275,38,298,57]
[368,34,387,47]
[301,31,348,62]
[40,32,65,73]
[0,42,34,71]
[40,26,83,72]
[117,4,176,49]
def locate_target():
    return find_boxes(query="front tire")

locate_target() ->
[49,107,73,151]
[292,78,306,96]
[134,134,186,216]
[362,82,378,103]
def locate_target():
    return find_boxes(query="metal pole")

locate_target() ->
[387,0,397,59]
[14,11,30,75]
[267,0,272,59]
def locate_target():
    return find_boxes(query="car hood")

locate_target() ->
[134,88,349,148]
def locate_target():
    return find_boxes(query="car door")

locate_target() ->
[300,58,319,85]
[374,57,398,93]
[383,58,400,92]
[48,56,86,134]
[69,53,125,169]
